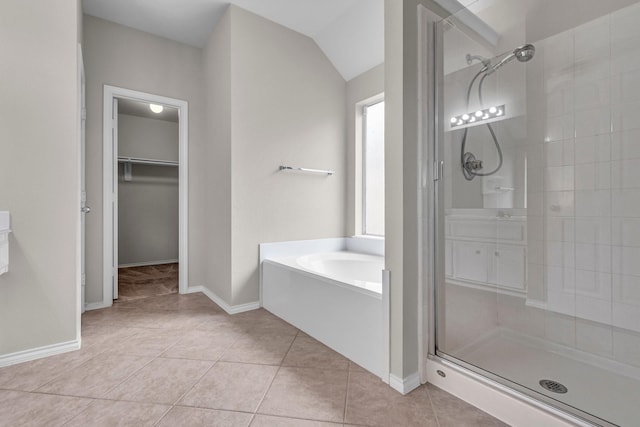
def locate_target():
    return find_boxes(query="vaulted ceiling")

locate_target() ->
[82,0,384,81]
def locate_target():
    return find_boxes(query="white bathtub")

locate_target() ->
[275,252,383,294]
[261,247,388,380]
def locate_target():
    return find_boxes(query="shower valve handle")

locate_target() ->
[465,158,483,171]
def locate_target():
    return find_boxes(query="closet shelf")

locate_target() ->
[118,156,178,167]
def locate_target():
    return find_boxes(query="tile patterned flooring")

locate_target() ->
[117,263,179,302]
[0,293,507,426]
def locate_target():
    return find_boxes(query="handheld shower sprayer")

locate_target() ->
[460,44,536,180]
[485,44,536,75]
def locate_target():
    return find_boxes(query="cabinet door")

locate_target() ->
[492,245,526,290]
[454,242,488,283]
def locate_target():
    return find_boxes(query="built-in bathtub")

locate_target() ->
[260,238,388,380]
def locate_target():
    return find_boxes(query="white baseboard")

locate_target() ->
[118,259,178,268]
[389,371,421,395]
[84,301,112,311]
[186,285,260,315]
[0,340,81,368]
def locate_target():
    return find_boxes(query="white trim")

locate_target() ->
[84,301,111,311]
[186,286,260,315]
[389,372,421,395]
[381,269,390,384]
[0,340,81,368]
[118,259,179,268]
[426,358,594,427]
[102,86,189,309]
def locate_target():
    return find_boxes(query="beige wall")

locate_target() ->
[386,0,432,380]
[346,64,385,237]
[83,16,206,304]
[0,0,80,355]
[202,6,348,306]
[117,114,179,266]
[118,114,178,161]
[230,6,347,304]
[202,8,233,303]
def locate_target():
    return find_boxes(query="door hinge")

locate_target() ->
[81,108,87,120]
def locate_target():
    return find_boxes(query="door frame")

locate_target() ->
[102,85,189,306]
[77,43,86,331]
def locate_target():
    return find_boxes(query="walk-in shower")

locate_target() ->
[433,1,640,426]
[461,44,535,180]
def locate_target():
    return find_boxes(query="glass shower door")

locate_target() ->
[434,2,640,426]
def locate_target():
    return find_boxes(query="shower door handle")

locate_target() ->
[433,160,444,181]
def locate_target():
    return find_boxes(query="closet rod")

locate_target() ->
[118,156,178,167]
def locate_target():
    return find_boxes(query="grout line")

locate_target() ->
[251,329,298,416]
[151,404,174,427]
[424,383,443,427]
[342,360,351,423]
[247,413,256,426]
[30,344,115,392]
[56,396,102,427]
[168,358,218,407]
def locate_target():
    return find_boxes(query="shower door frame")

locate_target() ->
[423,7,612,427]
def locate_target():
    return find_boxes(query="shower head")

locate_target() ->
[486,44,535,75]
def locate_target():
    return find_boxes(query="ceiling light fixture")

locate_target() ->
[149,104,163,114]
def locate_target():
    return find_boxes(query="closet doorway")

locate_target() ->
[102,86,188,306]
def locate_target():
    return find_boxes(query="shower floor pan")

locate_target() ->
[451,329,639,426]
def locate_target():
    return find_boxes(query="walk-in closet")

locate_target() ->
[116,98,179,302]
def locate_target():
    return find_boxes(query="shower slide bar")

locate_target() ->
[279,165,335,176]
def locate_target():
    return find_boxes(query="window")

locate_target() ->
[362,99,385,236]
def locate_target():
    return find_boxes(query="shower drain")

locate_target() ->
[539,379,568,394]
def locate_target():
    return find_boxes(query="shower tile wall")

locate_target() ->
[520,2,640,368]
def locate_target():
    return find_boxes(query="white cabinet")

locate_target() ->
[445,211,526,295]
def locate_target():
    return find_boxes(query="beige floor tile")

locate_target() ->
[0,345,104,391]
[180,361,278,412]
[0,390,92,426]
[258,367,348,423]
[157,406,253,427]
[63,399,170,426]
[221,334,295,365]
[80,325,143,349]
[36,353,152,398]
[282,337,349,371]
[250,414,342,426]
[348,361,368,374]
[345,371,438,427]
[105,328,184,357]
[231,310,299,336]
[427,384,509,427]
[121,292,223,312]
[105,357,213,404]
[161,328,240,361]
